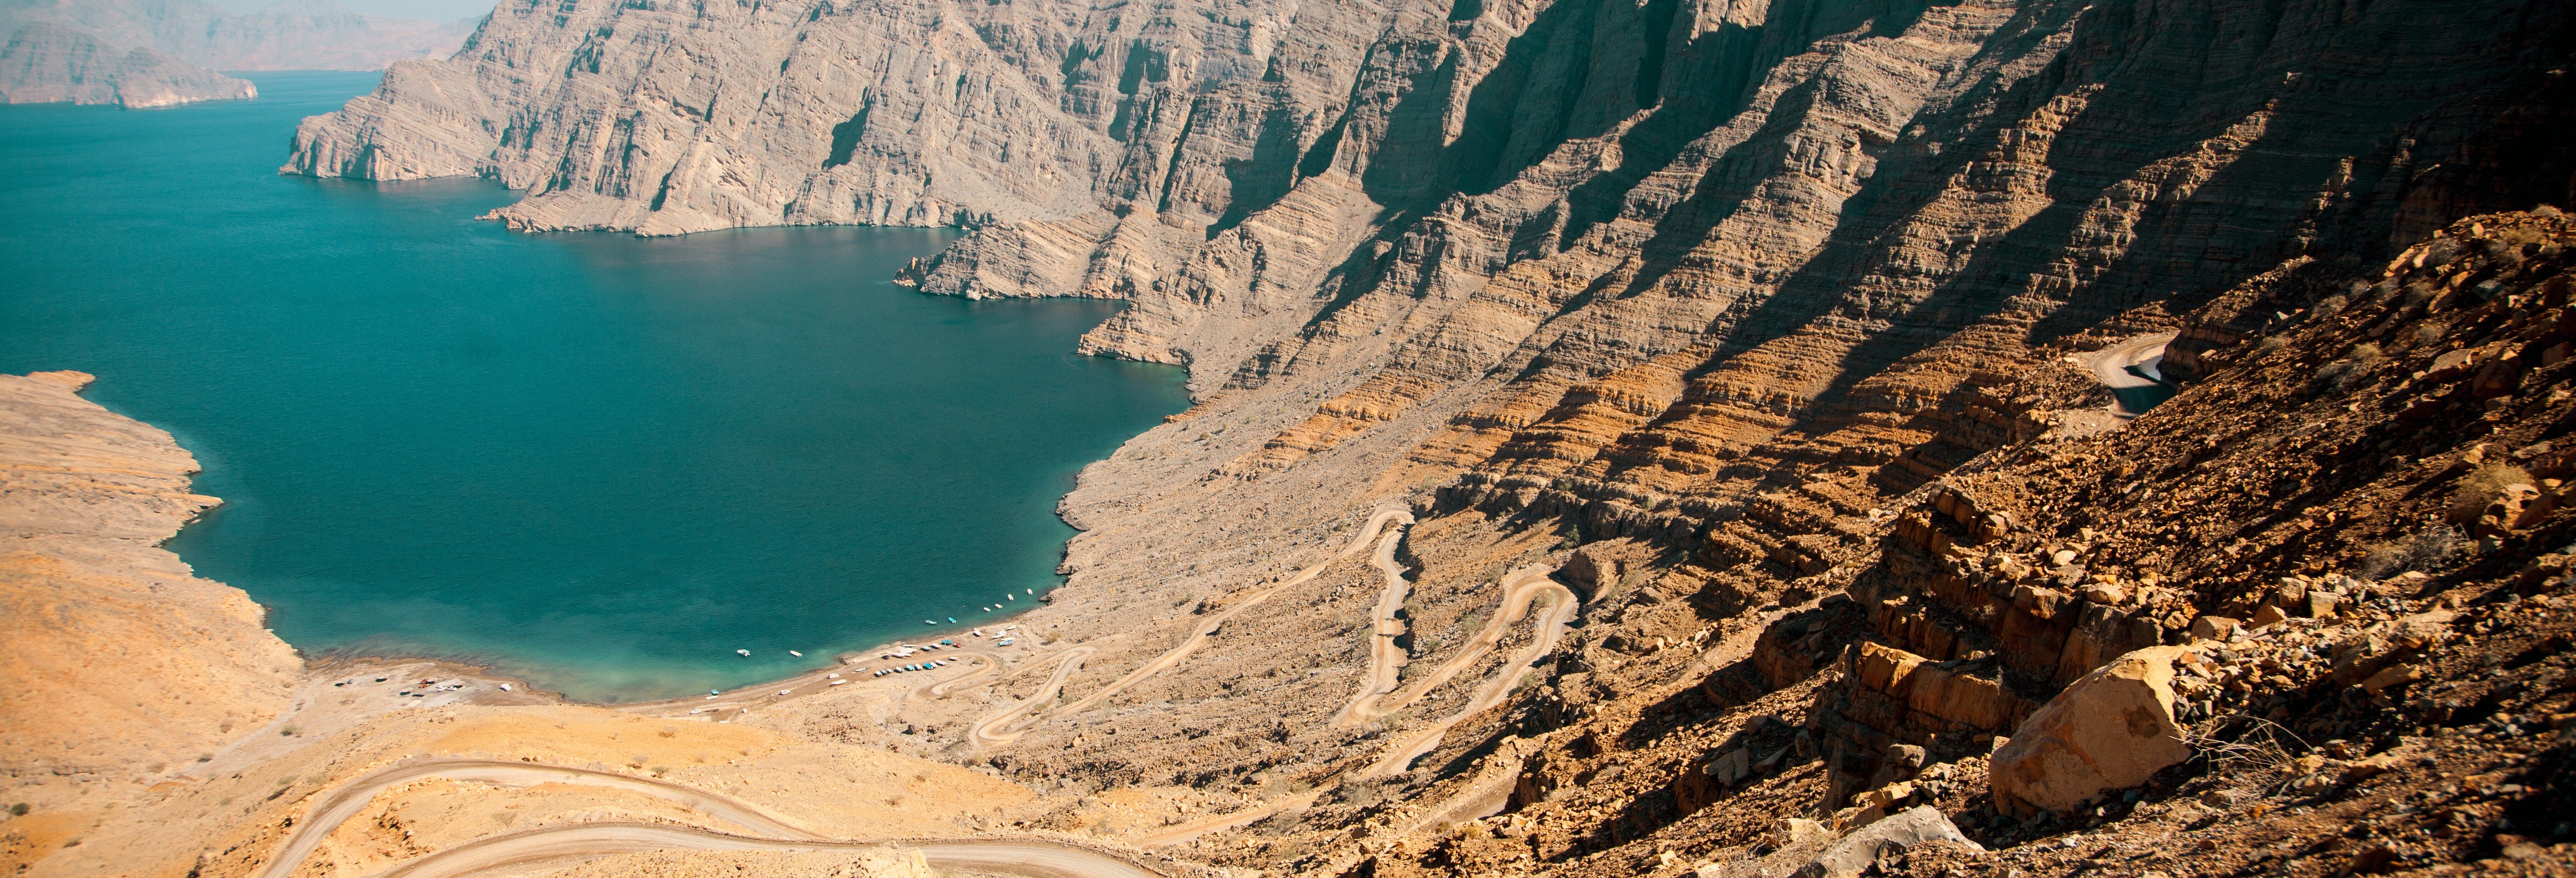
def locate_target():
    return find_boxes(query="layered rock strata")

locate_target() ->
[131,0,2576,873]
[2,0,476,72]
[0,23,255,107]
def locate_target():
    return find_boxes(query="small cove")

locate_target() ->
[0,72,1189,702]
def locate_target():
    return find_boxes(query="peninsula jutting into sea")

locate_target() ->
[4,0,2574,875]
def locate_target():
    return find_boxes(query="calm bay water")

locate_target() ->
[0,72,1188,701]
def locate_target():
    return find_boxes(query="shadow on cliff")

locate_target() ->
[1612,0,2570,448]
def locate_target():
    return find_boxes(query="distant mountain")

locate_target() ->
[0,22,255,107]
[0,0,476,106]
[1,0,478,71]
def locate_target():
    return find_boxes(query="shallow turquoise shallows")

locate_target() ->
[0,72,1188,702]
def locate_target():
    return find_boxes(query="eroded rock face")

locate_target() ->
[0,23,255,108]
[1988,645,2193,817]
[1,0,476,72]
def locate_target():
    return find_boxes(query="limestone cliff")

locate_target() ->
[213,0,2576,873]
[0,23,255,107]
[0,0,475,74]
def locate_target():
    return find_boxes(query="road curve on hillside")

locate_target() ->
[1134,563,1572,849]
[968,508,1415,747]
[368,823,1165,878]
[1331,522,1416,726]
[1362,567,1576,778]
[920,650,1003,698]
[1338,561,1569,729]
[2082,330,2178,417]
[257,758,819,878]
[966,646,1096,746]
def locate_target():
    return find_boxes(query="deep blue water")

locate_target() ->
[0,72,1188,701]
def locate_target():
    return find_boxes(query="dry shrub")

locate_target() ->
[2191,716,2307,794]
[2449,462,2534,522]
[2311,343,2385,395]
[2359,523,2465,581]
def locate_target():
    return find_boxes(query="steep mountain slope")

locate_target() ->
[0,0,475,73]
[166,0,2576,874]
[0,22,256,106]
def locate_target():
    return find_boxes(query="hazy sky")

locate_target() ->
[205,0,497,23]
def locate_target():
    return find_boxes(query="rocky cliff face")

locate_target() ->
[0,0,475,76]
[0,23,255,107]
[256,0,2576,873]
[1,0,475,107]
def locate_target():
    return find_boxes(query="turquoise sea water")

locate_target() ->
[0,72,1188,701]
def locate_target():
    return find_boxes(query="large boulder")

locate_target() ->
[1793,806,1983,878]
[1988,645,2193,816]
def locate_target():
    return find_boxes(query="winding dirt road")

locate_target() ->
[2082,330,2178,417]
[1360,565,1576,778]
[258,757,1166,878]
[256,758,820,878]
[968,508,1416,748]
[1332,522,1416,725]
[1133,563,1577,848]
[1338,561,1571,730]
[369,823,1164,878]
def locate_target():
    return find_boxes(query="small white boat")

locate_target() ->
[923,619,936,625]
[826,672,839,679]
[995,639,1015,646]
[499,684,511,691]
[736,649,750,657]
[788,650,803,657]
[1006,595,1015,600]
[829,679,846,686]
[705,695,718,700]
[778,689,791,695]
[689,708,705,714]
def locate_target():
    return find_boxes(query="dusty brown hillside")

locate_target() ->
[1310,209,2576,877]
[5,0,2563,873]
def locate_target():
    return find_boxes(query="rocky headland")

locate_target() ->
[0,0,475,108]
[9,0,2576,873]
[0,24,256,107]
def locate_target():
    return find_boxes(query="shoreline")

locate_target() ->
[274,610,1064,713]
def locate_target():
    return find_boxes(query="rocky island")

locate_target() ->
[7,0,2576,873]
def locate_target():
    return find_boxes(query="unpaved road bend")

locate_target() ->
[970,508,1415,747]
[1363,566,1576,778]
[1332,519,1416,726]
[2082,330,2178,417]
[1339,559,1570,729]
[369,823,1166,878]
[258,758,818,878]
[967,646,1097,746]
[1135,563,1573,849]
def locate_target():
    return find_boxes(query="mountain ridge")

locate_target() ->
[0,0,477,107]
[10,0,2576,873]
